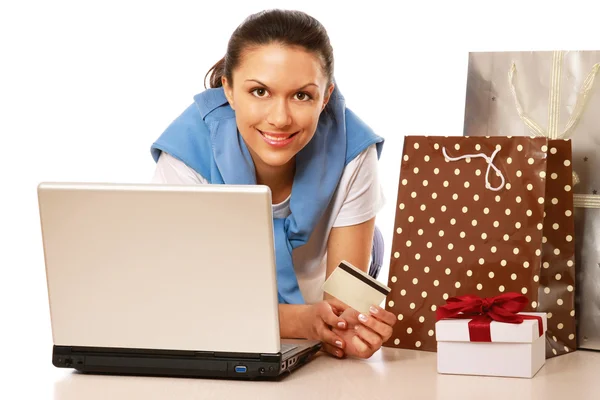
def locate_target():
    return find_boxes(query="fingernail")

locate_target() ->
[354,325,359,331]
[359,314,368,322]
[335,340,343,348]
[337,321,346,329]
[370,306,379,314]
[337,350,343,357]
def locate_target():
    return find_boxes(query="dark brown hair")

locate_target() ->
[205,9,335,95]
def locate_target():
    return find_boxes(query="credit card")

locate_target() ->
[322,260,391,314]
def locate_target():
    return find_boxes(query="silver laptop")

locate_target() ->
[37,182,321,380]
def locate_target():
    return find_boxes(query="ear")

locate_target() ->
[322,83,335,111]
[222,76,235,110]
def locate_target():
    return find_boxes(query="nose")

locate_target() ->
[266,98,292,129]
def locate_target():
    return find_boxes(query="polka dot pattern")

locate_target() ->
[534,139,576,357]
[385,136,554,353]
[449,136,577,358]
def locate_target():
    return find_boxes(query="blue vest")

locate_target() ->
[151,86,383,304]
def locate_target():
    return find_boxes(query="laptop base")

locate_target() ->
[53,344,321,380]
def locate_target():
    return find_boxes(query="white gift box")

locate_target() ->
[435,312,548,378]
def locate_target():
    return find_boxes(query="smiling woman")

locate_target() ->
[221,43,332,200]
[150,9,395,360]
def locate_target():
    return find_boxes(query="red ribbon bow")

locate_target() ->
[436,292,543,342]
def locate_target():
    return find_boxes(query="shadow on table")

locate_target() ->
[53,353,331,400]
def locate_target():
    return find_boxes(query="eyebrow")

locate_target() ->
[245,79,319,90]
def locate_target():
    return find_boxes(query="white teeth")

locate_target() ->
[263,132,292,141]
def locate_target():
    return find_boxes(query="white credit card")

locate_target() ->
[322,260,391,314]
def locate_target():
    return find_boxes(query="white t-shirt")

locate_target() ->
[151,144,385,304]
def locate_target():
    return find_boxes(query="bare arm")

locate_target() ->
[324,217,376,301]
[326,217,397,358]
[279,304,310,339]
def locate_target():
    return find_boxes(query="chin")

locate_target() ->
[256,151,296,168]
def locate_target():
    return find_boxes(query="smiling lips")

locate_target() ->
[257,129,299,147]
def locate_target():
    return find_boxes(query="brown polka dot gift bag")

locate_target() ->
[383,136,576,358]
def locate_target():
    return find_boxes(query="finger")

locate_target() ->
[326,298,350,313]
[330,305,345,317]
[351,335,373,358]
[322,343,345,358]
[354,324,383,349]
[368,304,398,327]
[319,302,348,329]
[357,312,394,342]
[339,307,361,324]
[319,325,346,350]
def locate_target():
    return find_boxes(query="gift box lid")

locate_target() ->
[435,312,547,344]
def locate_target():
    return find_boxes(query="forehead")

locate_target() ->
[233,43,326,89]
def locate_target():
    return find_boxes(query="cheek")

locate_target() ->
[236,100,266,126]
[293,106,321,131]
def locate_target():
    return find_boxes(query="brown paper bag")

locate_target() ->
[538,139,576,357]
[383,136,575,358]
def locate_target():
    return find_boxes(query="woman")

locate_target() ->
[150,9,396,359]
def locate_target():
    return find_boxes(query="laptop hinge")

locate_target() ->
[212,351,262,360]
[193,351,215,357]
[260,353,281,363]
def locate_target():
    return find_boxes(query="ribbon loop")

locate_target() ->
[436,293,543,342]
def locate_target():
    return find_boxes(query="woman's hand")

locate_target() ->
[332,304,396,359]
[300,299,350,358]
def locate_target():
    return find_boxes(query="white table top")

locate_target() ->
[8,345,599,400]
[3,270,598,400]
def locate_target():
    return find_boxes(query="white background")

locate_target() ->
[0,0,598,397]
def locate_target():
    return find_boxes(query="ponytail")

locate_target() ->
[204,57,226,89]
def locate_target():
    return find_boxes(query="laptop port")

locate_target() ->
[259,367,265,374]
[234,366,247,373]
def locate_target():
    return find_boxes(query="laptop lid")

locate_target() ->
[38,182,281,355]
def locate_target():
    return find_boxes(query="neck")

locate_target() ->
[253,157,295,204]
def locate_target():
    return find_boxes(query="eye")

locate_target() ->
[294,92,312,101]
[251,88,269,98]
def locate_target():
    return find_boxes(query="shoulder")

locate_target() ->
[150,102,211,161]
[155,87,232,146]
[335,143,381,202]
[152,152,208,185]
[332,143,384,227]
[150,87,234,178]
[343,107,384,165]
[343,143,379,177]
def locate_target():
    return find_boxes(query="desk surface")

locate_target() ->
[9,346,600,400]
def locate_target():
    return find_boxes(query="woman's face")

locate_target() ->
[223,44,333,170]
